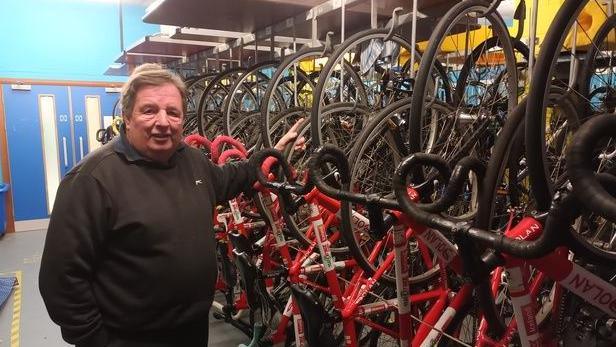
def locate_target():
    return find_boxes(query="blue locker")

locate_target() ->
[3,84,72,220]
[2,84,120,221]
[70,86,119,162]
[56,87,75,177]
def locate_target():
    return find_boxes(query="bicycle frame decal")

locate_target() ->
[421,283,472,346]
[293,310,305,347]
[310,203,334,272]
[504,216,616,339]
[229,199,243,224]
[259,192,287,247]
[507,265,540,347]
[510,217,542,241]
[393,223,411,345]
[502,217,543,347]
[417,227,457,264]
[393,212,461,271]
[422,306,456,347]
[560,263,616,316]
[349,209,370,234]
[332,204,371,235]
[301,259,355,274]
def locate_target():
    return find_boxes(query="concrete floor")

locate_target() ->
[0,229,248,347]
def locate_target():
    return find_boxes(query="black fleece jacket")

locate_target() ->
[39,131,256,347]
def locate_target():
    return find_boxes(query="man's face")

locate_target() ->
[124,83,184,163]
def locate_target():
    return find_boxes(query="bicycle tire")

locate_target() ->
[576,13,616,118]
[222,61,280,137]
[524,0,588,211]
[455,37,529,106]
[408,0,518,158]
[260,46,324,148]
[271,118,350,255]
[310,28,416,149]
[197,67,246,137]
[340,98,444,287]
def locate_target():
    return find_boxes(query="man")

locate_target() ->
[39,63,301,347]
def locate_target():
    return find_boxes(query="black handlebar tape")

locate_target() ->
[403,153,461,212]
[466,173,616,258]
[393,154,457,231]
[394,150,572,259]
[410,153,452,184]
[566,114,616,223]
[309,145,399,209]
[395,149,567,258]
[252,148,293,184]
[250,149,306,194]
[426,156,486,213]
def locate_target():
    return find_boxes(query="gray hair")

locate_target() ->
[120,63,186,118]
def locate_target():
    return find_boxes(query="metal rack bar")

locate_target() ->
[340,0,346,101]
[410,0,418,79]
[174,28,246,39]
[239,37,244,66]
[371,0,376,28]
[528,0,539,80]
[569,20,578,88]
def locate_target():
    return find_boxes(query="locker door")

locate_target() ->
[56,87,74,177]
[2,84,72,220]
[70,86,120,161]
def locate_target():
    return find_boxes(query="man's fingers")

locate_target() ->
[273,119,304,151]
[293,136,307,151]
[289,118,305,132]
[281,131,298,142]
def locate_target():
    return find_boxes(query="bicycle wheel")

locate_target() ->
[223,61,280,137]
[567,114,616,264]
[310,27,423,149]
[577,12,616,117]
[408,0,517,164]
[197,67,246,138]
[468,94,579,346]
[318,101,372,153]
[455,37,529,106]
[477,89,579,232]
[260,46,323,148]
[333,98,445,286]
[524,0,591,211]
[228,111,263,153]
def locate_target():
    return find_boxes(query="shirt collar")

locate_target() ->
[113,124,186,168]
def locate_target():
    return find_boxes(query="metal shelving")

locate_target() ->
[107,0,460,76]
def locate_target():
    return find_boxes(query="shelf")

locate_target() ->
[104,63,131,77]
[145,0,460,40]
[169,28,247,44]
[144,0,326,33]
[116,35,217,62]
[138,0,466,74]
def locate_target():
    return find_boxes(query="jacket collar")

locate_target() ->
[113,124,185,168]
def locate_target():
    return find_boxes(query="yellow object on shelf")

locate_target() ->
[417,25,495,55]
[520,0,608,51]
[563,2,608,50]
[414,0,611,59]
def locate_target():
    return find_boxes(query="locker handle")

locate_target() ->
[62,137,68,167]
[79,136,84,160]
